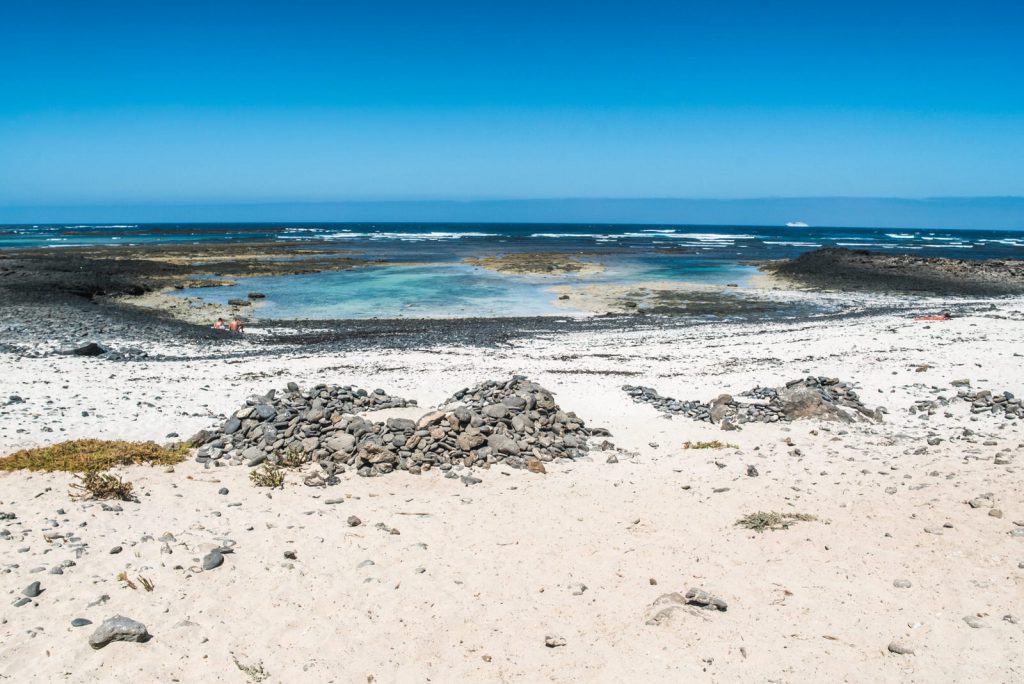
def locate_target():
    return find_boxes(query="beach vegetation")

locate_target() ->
[233,655,270,683]
[250,464,285,488]
[683,440,738,449]
[0,439,187,472]
[278,445,306,468]
[116,571,137,590]
[736,511,817,532]
[70,470,137,501]
[117,572,155,592]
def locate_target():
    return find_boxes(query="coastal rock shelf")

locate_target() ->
[623,376,883,425]
[193,376,605,477]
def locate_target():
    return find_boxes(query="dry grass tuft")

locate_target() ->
[233,656,270,683]
[250,464,285,488]
[70,471,136,501]
[0,439,187,473]
[736,511,817,532]
[277,445,306,468]
[683,440,738,450]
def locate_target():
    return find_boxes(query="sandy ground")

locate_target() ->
[115,289,262,327]
[1,304,1023,682]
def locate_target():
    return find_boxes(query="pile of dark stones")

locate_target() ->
[192,383,416,468]
[623,376,882,425]
[193,376,605,477]
[955,387,1021,419]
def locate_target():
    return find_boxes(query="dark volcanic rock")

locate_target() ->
[67,342,109,357]
[624,375,881,425]
[196,375,593,478]
[764,247,1024,296]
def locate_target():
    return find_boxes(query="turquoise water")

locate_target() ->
[183,263,582,319]
[175,260,761,320]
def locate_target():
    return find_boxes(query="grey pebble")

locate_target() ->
[684,587,728,611]
[201,551,224,570]
[88,615,151,649]
[71,618,92,627]
[544,634,567,648]
[23,581,42,598]
[887,640,915,655]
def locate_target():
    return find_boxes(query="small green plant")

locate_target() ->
[250,464,285,488]
[70,470,136,501]
[278,445,306,468]
[736,511,817,532]
[233,655,270,683]
[139,576,155,592]
[0,439,187,472]
[683,440,738,450]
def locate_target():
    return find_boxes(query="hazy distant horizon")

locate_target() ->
[1,196,1022,231]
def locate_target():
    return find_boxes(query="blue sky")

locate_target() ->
[1,1,1022,217]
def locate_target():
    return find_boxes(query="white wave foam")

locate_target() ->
[65,224,137,229]
[530,233,607,238]
[835,242,886,247]
[975,239,1023,245]
[762,241,822,247]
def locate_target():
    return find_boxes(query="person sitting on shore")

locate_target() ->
[229,318,244,333]
[213,318,225,330]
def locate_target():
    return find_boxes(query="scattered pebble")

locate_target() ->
[544,635,566,648]
[88,615,150,649]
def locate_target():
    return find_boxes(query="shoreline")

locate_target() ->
[1,242,1022,359]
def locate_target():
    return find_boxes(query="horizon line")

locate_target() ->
[2,196,1022,231]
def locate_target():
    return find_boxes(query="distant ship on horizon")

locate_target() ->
[785,221,810,228]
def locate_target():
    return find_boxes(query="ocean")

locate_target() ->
[2,223,1021,320]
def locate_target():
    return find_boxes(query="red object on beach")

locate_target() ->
[914,316,949,321]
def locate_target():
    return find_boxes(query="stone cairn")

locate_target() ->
[623,376,881,425]
[953,382,1020,419]
[193,376,605,477]
[192,383,415,469]
[910,381,1021,421]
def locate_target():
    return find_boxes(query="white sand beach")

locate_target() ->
[2,302,1022,683]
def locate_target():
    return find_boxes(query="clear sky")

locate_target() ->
[1,0,1022,214]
